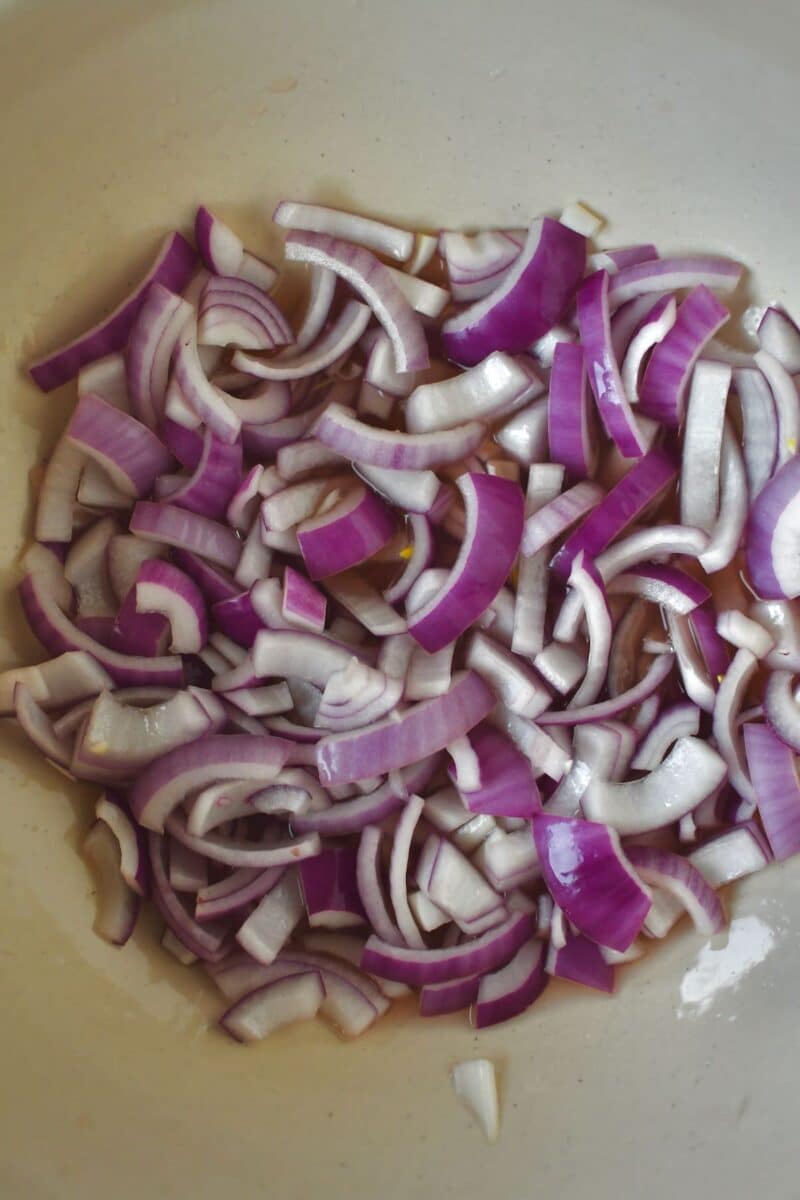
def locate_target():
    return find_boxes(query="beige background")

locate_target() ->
[1,1,798,1196]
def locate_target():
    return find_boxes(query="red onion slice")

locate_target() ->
[547,341,597,478]
[607,255,742,311]
[315,402,486,469]
[130,502,241,572]
[274,200,414,262]
[135,560,208,653]
[317,670,495,785]
[473,938,547,1027]
[19,571,183,688]
[297,484,396,580]
[620,294,677,404]
[234,301,371,381]
[195,205,278,287]
[689,822,771,887]
[625,846,725,936]
[29,232,196,392]
[466,631,551,719]
[607,563,710,614]
[166,429,243,521]
[441,219,586,367]
[631,701,701,771]
[172,327,242,445]
[439,228,524,300]
[408,473,524,653]
[126,283,194,428]
[533,814,651,952]
[82,820,141,946]
[698,422,747,575]
[0,650,112,716]
[743,722,800,860]
[361,910,534,985]
[755,349,799,471]
[284,231,428,372]
[639,286,730,425]
[577,269,649,457]
[405,353,542,434]
[680,361,731,532]
[583,736,727,835]
[745,454,800,598]
[735,366,778,499]
[197,275,293,351]
[758,305,800,373]
[66,393,173,498]
[219,971,325,1043]
[546,932,615,993]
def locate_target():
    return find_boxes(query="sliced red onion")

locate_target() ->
[317,670,494,785]
[577,270,649,457]
[533,814,650,952]
[511,466,562,656]
[588,244,658,274]
[284,231,427,372]
[164,429,242,521]
[130,560,205,653]
[752,599,800,672]
[755,349,799,470]
[383,516,435,606]
[223,379,293,427]
[228,628,365,692]
[465,631,550,719]
[607,255,742,311]
[583,736,727,835]
[607,562,710,614]
[281,566,327,633]
[745,453,800,598]
[169,838,209,893]
[297,484,396,580]
[277,947,390,1037]
[195,866,285,922]
[385,267,449,318]
[536,649,674,727]
[386,795,425,948]
[688,821,772,887]
[77,460,131,511]
[520,480,604,557]
[261,478,335,534]
[194,205,277,287]
[64,517,119,620]
[625,846,725,936]
[197,274,292,350]
[631,701,701,771]
[473,938,547,1028]
[408,891,450,933]
[314,402,485,469]
[274,200,414,262]
[19,571,182,688]
[494,396,549,465]
[219,970,325,1043]
[471,825,539,890]
[717,610,774,659]
[758,306,800,373]
[298,847,366,930]
[148,831,228,961]
[14,682,73,767]
[130,502,240,571]
[408,473,523,653]
[496,708,572,781]
[294,758,437,837]
[712,648,758,807]
[82,820,140,946]
[235,520,272,590]
[94,792,149,897]
[316,659,403,731]
[679,361,731,532]
[560,202,603,237]
[743,722,800,860]
[234,301,371,381]
[276,438,343,482]
[325,573,405,638]
[547,341,597,478]
[130,733,290,831]
[77,352,130,409]
[420,974,480,1016]
[551,447,678,580]
[172,326,243,444]
[0,650,113,718]
[417,834,504,935]
[533,642,585,695]
[235,870,305,964]
[29,232,196,392]
[638,287,730,424]
[439,228,524,301]
[696,423,747,574]
[357,824,403,947]
[361,910,533,985]
[620,294,677,404]
[35,438,87,541]
[763,668,800,752]
[546,932,615,993]
[405,353,542,434]
[364,331,420,397]
[167,811,320,869]
[441,219,586,367]
[79,688,217,772]
[66,393,173,498]
[735,367,778,499]
[563,553,611,708]
[126,283,194,428]
[107,534,166,603]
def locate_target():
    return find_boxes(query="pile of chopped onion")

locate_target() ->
[11,196,800,1044]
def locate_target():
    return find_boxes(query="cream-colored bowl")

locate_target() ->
[1,1,798,1196]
